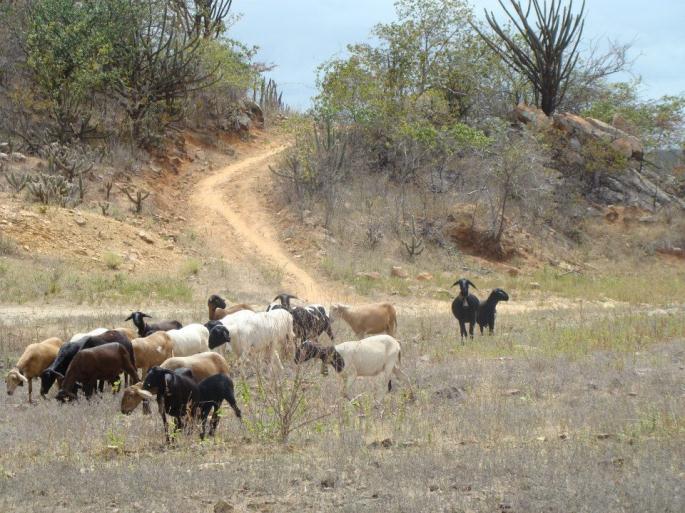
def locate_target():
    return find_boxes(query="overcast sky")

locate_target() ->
[230,0,685,110]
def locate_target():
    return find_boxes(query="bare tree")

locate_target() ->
[474,0,586,115]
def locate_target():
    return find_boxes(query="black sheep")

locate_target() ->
[140,366,199,444]
[450,278,480,342]
[196,374,242,439]
[125,311,182,337]
[476,288,509,335]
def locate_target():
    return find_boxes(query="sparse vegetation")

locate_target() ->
[102,251,123,270]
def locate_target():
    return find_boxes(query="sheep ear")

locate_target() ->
[142,313,152,318]
[136,389,154,400]
[451,281,459,287]
[467,280,477,290]
[125,314,133,321]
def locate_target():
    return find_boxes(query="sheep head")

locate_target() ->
[294,340,321,364]
[5,368,28,395]
[208,324,231,349]
[208,295,227,309]
[452,278,477,298]
[329,304,349,321]
[491,288,509,302]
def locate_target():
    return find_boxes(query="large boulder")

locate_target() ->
[512,103,552,130]
[552,113,643,161]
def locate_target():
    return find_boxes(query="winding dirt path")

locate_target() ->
[190,139,328,302]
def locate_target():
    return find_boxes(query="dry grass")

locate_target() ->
[1,299,683,512]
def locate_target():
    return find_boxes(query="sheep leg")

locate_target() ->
[489,320,495,335]
[343,372,356,400]
[468,320,475,339]
[209,405,222,437]
[28,379,33,404]
[458,321,467,342]
[271,349,284,371]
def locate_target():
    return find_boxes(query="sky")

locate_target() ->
[230,0,685,110]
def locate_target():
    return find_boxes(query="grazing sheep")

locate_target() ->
[476,288,509,335]
[120,352,230,414]
[166,324,209,357]
[451,278,480,342]
[329,303,397,338]
[41,330,135,396]
[69,328,108,343]
[136,367,199,443]
[130,331,174,377]
[5,337,63,403]
[216,309,295,369]
[196,374,242,439]
[41,340,89,396]
[56,343,139,401]
[125,311,182,337]
[207,294,253,321]
[295,335,407,400]
[82,330,136,387]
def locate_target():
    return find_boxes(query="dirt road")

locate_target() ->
[190,139,328,302]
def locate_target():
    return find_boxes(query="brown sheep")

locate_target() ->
[5,337,63,403]
[208,294,253,321]
[121,351,230,414]
[130,331,174,377]
[114,327,138,341]
[329,303,397,339]
[56,343,140,401]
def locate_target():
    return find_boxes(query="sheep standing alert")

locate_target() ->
[451,278,480,342]
[207,294,254,321]
[125,311,182,337]
[477,288,509,335]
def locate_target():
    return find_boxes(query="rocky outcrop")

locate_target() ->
[513,104,644,161]
[512,104,684,211]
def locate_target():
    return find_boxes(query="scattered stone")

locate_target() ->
[320,469,337,489]
[415,272,433,281]
[0,152,8,161]
[10,152,27,162]
[165,243,174,250]
[390,266,408,278]
[356,271,381,280]
[506,267,520,277]
[138,231,154,244]
[530,282,541,290]
[503,388,521,396]
[595,433,613,440]
[429,484,440,492]
[214,500,234,513]
[558,433,569,440]
[368,438,393,449]
[74,217,87,226]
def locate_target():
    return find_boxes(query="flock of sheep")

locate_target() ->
[5,279,509,443]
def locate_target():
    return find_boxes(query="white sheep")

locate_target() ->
[166,324,209,357]
[213,309,294,369]
[68,327,108,343]
[295,334,408,400]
